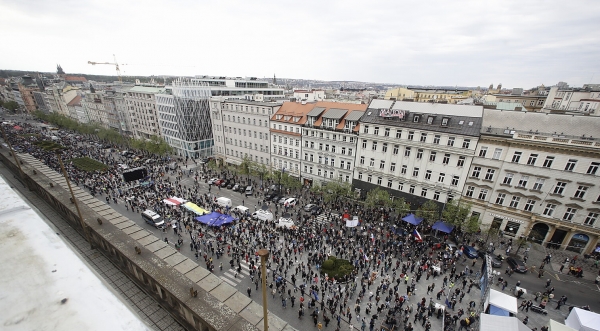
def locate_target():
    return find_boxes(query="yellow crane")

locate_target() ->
[88,54,124,83]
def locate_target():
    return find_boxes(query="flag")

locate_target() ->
[412,229,423,242]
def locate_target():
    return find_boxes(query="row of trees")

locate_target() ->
[0,100,20,112]
[34,111,173,156]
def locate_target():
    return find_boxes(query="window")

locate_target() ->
[382,143,388,153]
[404,147,411,157]
[471,167,481,178]
[479,147,488,157]
[438,173,445,183]
[398,182,404,191]
[543,203,556,216]
[401,165,407,175]
[584,212,599,226]
[384,128,390,137]
[443,154,450,165]
[416,149,423,159]
[412,168,419,177]
[427,116,434,125]
[420,133,427,142]
[413,115,420,123]
[367,175,372,183]
[358,172,362,180]
[448,137,455,147]
[387,180,393,188]
[395,130,402,138]
[360,156,365,165]
[341,147,346,155]
[362,140,367,148]
[441,117,449,126]
[421,188,428,197]
[390,163,396,172]
[451,175,459,186]
[543,156,554,168]
[372,142,377,151]
[373,127,379,135]
[493,148,502,160]
[532,178,545,191]
[524,199,535,212]
[523,154,537,167]
[393,145,399,155]
[565,159,577,172]
[574,185,589,199]
[462,139,470,149]
[408,131,414,140]
[517,176,529,188]
[429,151,437,162]
[409,185,415,194]
[433,191,440,201]
[433,135,441,144]
[379,160,385,169]
[485,169,495,181]
[457,156,465,167]
[554,182,567,195]
[495,193,506,205]
[478,189,488,200]
[377,177,382,185]
[563,208,577,221]
[363,125,369,133]
[512,151,522,163]
[425,170,432,180]
[369,158,375,167]
[587,162,599,175]
[509,196,521,208]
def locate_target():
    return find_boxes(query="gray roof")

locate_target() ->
[482,109,600,141]
[322,108,348,120]
[344,110,365,122]
[390,101,482,117]
[307,107,326,117]
[361,107,483,137]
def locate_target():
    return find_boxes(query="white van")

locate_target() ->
[252,210,274,222]
[216,197,232,208]
[141,210,164,228]
[233,205,249,215]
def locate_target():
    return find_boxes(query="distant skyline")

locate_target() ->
[1,0,599,89]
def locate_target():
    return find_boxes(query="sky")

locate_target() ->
[1,0,600,88]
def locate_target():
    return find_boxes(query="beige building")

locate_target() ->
[385,87,470,104]
[124,86,165,139]
[543,84,600,115]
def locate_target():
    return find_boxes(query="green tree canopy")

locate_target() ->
[442,200,479,232]
[365,187,393,208]
[416,200,440,221]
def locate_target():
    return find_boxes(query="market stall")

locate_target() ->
[480,313,531,331]
[183,202,208,215]
[565,307,600,331]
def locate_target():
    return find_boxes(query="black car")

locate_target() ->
[271,195,283,202]
[220,180,229,187]
[477,252,503,268]
[265,191,280,200]
[310,206,323,215]
[227,182,235,189]
[506,257,528,273]
[303,204,317,212]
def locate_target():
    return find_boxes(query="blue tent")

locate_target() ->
[432,220,455,233]
[195,212,237,226]
[401,213,423,225]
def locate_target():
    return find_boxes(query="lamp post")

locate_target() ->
[257,249,270,331]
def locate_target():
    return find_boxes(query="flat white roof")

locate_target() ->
[0,176,150,331]
[368,99,483,117]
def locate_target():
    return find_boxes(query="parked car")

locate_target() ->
[278,197,288,205]
[220,179,229,187]
[303,204,316,212]
[444,242,458,253]
[214,179,224,186]
[506,257,528,273]
[424,235,443,249]
[245,186,254,196]
[232,184,240,191]
[208,178,219,185]
[265,191,279,200]
[462,246,479,259]
[227,182,236,189]
[277,217,295,229]
[310,206,323,216]
[283,198,297,207]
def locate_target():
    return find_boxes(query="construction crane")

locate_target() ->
[88,54,124,83]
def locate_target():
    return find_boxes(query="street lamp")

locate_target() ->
[257,249,270,331]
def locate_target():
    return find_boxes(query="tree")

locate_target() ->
[514,236,529,255]
[3,100,19,112]
[239,156,253,184]
[250,162,270,186]
[442,199,475,230]
[416,200,439,221]
[392,197,411,217]
[318,180,353,204]
[365,187,392,209]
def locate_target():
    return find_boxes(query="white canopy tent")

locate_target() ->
[480,314,531,331]
[549,319,577,331]
[486,289,518,316]
[565,308,600,331]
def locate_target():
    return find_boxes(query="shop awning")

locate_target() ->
[402,213,423,225]
[432,220,455,233]
[183,202,208,215]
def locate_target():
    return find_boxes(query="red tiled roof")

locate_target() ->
[65,76,87,82]
[67,95,82,106]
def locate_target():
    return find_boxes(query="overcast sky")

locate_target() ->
[2,0,599,88]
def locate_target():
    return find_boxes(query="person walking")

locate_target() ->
[247,287,251,297]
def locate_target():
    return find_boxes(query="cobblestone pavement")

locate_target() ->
[0,164,187,331]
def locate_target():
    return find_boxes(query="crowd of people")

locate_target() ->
[1,120,566,331]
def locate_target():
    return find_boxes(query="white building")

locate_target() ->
[81,92,107,127]
[270,102,314,178]
[156,79,213,158]
[543,84,600,115]
[300,102,367,185]
[353,100,483,208]
[293,89,325,102]
[192,76,285,101]
[124,86,165,139]
[210,99,280,166]
[463,109,600,254]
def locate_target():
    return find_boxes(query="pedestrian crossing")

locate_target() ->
[313,213,339,226]
[218,260,257,287]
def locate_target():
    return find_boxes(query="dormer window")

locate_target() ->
[458,120,464,125]
[441,117,449,126]
[413,115,420,123]
[427,116,434,124]
[276,115,282,120]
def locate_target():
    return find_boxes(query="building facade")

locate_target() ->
[543,85,600,115]
[192,76,285,101]
[463,109,600,254]
[270,102,314,178]
[353,100,483,207]
[293,90,325,102]
[300,102,367,185]
[125,86,165,139]
[385,87,470,104]
[210,99,280,166]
